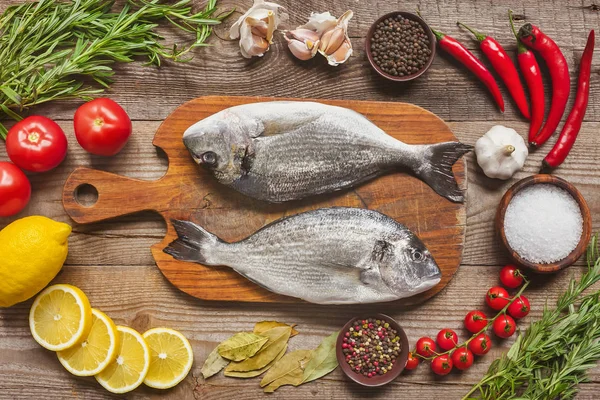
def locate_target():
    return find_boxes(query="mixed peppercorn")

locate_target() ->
[341,318,401,378]
[370,15,432,77]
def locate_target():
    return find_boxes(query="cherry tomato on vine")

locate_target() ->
[486,286,510,311]
[431,354,453,375]
[74,98,132,156]
[468,333,492,356]
[0,162,31,217]
[508,296,530,319]
[405,352,419,370]
[415,337,437,357]
[451,347,474,370]
[436,328,458,351]
[6,116,68,172]
[493,314,516,338]
[500,265,524,288]
[464,310,488,333]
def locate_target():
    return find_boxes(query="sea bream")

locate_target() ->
[183,101,472,203]
[163,207,442,304]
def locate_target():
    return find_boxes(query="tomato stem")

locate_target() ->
[414,277,530,361]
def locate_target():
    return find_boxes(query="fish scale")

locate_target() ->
[183,101,471,203]
[164,207,442,304]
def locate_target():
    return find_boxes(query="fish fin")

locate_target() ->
[163,220,222,264]
[416,142,473,203]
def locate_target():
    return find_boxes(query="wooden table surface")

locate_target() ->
[1,0,599,399]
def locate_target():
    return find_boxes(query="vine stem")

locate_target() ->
[414,278,530,361]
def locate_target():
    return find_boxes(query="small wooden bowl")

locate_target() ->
[336,313,409,387]
[496,174,591,273]
[365,12,436,82]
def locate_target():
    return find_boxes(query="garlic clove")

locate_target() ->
[284,30,320,60]
[287,39,319,60]
[230,0,288,58]
[285,29,321,43]
[247,16,269,37]
[319,26,345,54]
[298,11,337,34]
[323,38,352,65]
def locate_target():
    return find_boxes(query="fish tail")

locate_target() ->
[416,142,473,203]
[163,220,222,264]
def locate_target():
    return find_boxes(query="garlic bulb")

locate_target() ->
[285,10,353,65]
[229,0,288,58]
[475,125,528,180]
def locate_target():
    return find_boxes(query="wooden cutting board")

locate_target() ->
[62,96,467,304]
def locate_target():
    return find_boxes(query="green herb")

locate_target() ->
[465,236,600,399]
[0,0,232,138]
[260,349,313,393]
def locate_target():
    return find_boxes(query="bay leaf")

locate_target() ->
[224,344,287,378]
[260,349,313,392]
[201,346,230,379]
[226,326,292,372]
[302,331,339,383]
[254,320,299,337]
[217,332,268,361]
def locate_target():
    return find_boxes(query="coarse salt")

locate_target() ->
[504,184,583,264]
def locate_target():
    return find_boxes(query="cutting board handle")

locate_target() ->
[62,167,163,224]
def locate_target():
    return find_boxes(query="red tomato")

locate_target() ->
[493,315,516,338]
[468,333,492,356]
[486,286,510,311]
[464,310,488,334]
[404,352,419,370]
[415,337,437,357]
[451,347,474,370]
[508,296,530,319]
[0,162,31,217]
[436,328,458,351]
[431,354,453,375]
[74,98,132,156]
[500,265,524,288]
[5,116,67,172]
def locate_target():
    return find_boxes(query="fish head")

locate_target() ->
[377,234,442,297]
[183,113,254,184]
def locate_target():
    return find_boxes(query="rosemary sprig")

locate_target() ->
[0,0,233,138]
[465,236,600,400]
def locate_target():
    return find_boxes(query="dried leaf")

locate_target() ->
[226,326,292,372]
[302,331,339,383]
[217,332,269,361]
[224,344,287,378]
[260,349,312,392]
[254,320,299,337]
[201,346,230,379]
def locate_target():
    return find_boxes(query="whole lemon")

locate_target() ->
[0,216,72,307]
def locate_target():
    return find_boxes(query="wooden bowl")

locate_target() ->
[496,174,591,273]
[336,313,409,387]
[365,12,436,82]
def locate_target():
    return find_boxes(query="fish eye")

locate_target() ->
[411,250,424,262]
[201,151,217,166]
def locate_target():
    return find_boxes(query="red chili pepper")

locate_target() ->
[457,21,529,119]
[430,28,504,112]
[519,23,570,147]
[542,30,594,171]
[509,11,544,141]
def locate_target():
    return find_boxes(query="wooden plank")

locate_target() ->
[2,120,599,267]
[1,263,600,399]
[0,0,598,123]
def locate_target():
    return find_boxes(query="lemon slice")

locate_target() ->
[95,326,150,394]
[142,327,194,389]
[29,284,92,351]
[57,308,119,376]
